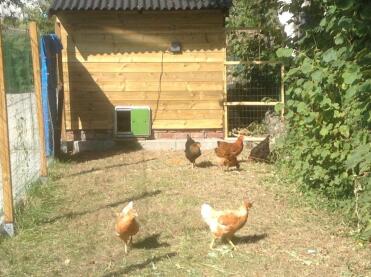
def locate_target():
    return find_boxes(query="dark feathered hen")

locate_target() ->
[248,135,270,162]
[185,135,201,168]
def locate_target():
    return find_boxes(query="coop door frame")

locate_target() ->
[223,61,285,139]
[114,106,151,138]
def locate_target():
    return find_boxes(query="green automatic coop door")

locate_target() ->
[131,108,151,136]
[115,106,151,137]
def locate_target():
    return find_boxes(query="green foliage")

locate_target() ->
[23,0,54,34]
[227,0,286,60]
[1,0,54,34]
[276,47,293,58]
[276,0,371,240]
[1,1,54,94]
[2,29,33,94]
[0,0,24,16]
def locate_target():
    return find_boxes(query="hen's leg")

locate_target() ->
[227,238,237,250]
[209,237,216,249]
[124,241,128,254]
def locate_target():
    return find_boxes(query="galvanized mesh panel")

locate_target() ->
[2,27,33,94]
[0,26,40,220]
[226,63,282,137]
[227,105,274,137]
[226,63,281,102]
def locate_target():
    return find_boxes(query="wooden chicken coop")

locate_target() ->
[49,0,232,142]
[49,0,284,146]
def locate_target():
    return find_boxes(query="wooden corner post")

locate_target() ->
[280,64,285,118]
[29,22,48,177]
[0,25,15,236]
[223,31,228,139]
[54,19,66,156]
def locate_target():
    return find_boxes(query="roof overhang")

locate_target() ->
[49,0,232,17]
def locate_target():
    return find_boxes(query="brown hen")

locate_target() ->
[115,201,139,254]
[214,135,244,170]
[201,199,253,249]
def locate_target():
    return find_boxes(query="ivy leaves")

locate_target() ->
[275,0,371,239]
[322,49,337,63]
[335,0,355,11]
[346,144,371,176]
[276,47,293,58]
[342,64,361,85]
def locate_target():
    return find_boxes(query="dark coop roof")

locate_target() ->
[49,0,232,15]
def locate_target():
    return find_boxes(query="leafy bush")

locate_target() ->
[227,0,285,60]
[2,29,34,94]
[276,0,371,240]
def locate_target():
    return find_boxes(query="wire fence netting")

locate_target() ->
[0,26,40,218]
[226,63,282,137]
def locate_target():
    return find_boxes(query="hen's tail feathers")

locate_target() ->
[243,200,253,209]
[121,201,134,215]
[186,134,195,143]
[201,204,215,225]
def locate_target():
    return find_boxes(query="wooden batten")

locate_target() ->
[55,19,66,150]
[58,10,226,132]
[29,22,47,176]
[0,25,15,227]
[64,71,223,82]
[62,52,225,63]
[280,64,285,117]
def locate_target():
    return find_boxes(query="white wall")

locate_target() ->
[0,92,40,217]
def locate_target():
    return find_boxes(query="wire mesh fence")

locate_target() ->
[0,26,40,219]
[227,105,275,137]
[6,93,40,200]
[227,63,282,102]
[225,62,283,137]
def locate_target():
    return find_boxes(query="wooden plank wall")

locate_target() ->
[58,10,225,131]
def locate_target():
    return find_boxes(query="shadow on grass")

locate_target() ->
[224,168,243,173]
[132,234,170,250]
[59,140,144,163]
[0,228,8,242]
[56,158,157,180]
[101,252,177,277]
[234,233,268,245]
[196,161,215,168]
[40,190,161,225]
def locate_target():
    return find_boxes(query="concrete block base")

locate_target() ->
[139,139,220,150]
[63,137,265,154]
[0,222,15,237]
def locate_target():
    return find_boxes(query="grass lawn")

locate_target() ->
[0,144,370,276]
